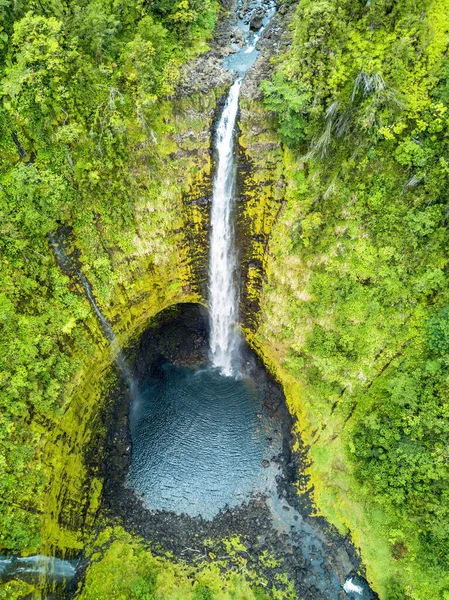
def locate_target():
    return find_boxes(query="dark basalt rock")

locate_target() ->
[250,10,265,30]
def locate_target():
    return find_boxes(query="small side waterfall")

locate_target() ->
[209,78,242,376]
[0,554,77,581]
[0,554,78,598]
[49,234,138,399]
[208,1,276,376]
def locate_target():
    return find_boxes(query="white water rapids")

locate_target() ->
[343,578,364,595]
[209,78,243,376]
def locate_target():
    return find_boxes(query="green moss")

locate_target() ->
[75,528,274,600]
[40,209,206,556]
[248,3,449,593]
[237,98,287,331]
[245,147,449,598]
[0,580,36,600]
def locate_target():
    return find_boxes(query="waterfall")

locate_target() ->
[209,78,242,376]
[208,1,276,376]
[0,554,77,580]
[48,234,138,399]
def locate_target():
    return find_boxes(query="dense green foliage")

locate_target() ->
[76,528,274,600]
[3,0,449,597]
[261,0,449,596]
[0,0,217,552]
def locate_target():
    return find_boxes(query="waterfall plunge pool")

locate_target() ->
[105,303,287,520]
[101,304,377,600]
[126,362,283,519]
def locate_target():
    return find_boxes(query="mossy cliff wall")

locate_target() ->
[40,88,223,554]
[237,7,293,333]
[38,5,294,559]
[238,96,394,599]
[237,98,286,333]
[243,182,393,597]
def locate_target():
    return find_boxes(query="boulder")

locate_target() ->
[250,10,265,30]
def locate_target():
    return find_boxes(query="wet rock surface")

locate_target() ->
[241,1,296,101]
[101,304,377,600]
[176,1,238,96]
[250,11,265,30]
[176,0,286,97]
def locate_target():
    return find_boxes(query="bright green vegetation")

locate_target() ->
[257,0,449,597]
[0,0,218,553]
[76,528,282,600]
[3,0,449,597]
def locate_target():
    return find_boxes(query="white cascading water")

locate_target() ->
[343,578,364,596]
[208,0,277,376]
[209,78,243,376]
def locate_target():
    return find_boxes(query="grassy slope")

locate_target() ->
[251,0,449,597]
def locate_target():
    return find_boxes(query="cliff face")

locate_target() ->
[40,89,218,553]
[238,5,294,332]
[38,5,294,555]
